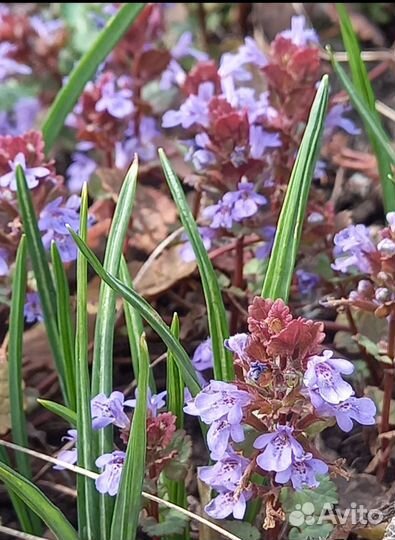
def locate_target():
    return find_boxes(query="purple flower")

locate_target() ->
[172,31,208,62]
[0,152,49,191]
[279,15,319,46]
[162,82,214,129]
[30,16,64,41]
[115,117,159,166]
[254,425,304,472]
[315,396,376,432]
[199,449,250,491]
[185,380,251,425]
[219,37,267,81]
[179,227,216,262]
[0,248,9,276]
[332,224,376,274]
[192,338,213,371]
[226,182,267,221]
[296,269,320,296]
[205,489,250,520]
[378,238,395,257]
[95,451,126,496]
[54,430,78,470]
[303,350,354,405]
[125,388,167,417]
[0,97,40,136]
[207,417,245,460]
[91,391,131,430]
[0,42,31,81]
[275,452,328,490]
[96,79,133,118]
[160,59,186,90]
[256,226,276,260]
[24,292,44,324]
[67,153,97,193]
[224,333,249,358]
[325,104,361,136]
[249,125,282,159]
[203,199,234,230]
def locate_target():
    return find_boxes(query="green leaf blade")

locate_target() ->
[37,399,77,426]
[159,149,234,382]
[262,75,329,301]
[75,185,99,540]
[0,462,79,540]
[110,334,150,540]
[42,4,145,150]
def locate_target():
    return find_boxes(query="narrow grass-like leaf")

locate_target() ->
[336,3,395,213]
[0,462,79,540]
[75,184,98,540]
[51,243,76,410]
[0,436,35,533]
[37,399,77,426]
[67,227,201,396]
[42,3,145,150]
[120,258,156,392]
[159,149,233,382]
[261,75,329,301]
[110,334,149,540]
[91,157,139,539]
[16,166,70,406]
[166,314,189,540]
[8,236,43,535]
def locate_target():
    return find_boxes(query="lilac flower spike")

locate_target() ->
[91,391,131,430]
[315,396,376,432]
[125,389,167,417]
[226,182,267,221]
[24,292,44,324]
[254,425,304,472]
[280,15,319,46]
[304,350,354,405]
[192,338,214,371]
[188,380,251,425]
[275,452,328,490]
[95,451,126,496]
[96,79,133,118]
[162,82,214,129]
[332,224,376,274]
[54,430,77,470]
[0,152,49,191]
[207,417,245,460]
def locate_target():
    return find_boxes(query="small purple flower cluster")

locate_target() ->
[55,389,167,496]
[185,296,376,520]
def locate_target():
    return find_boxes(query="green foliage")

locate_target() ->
[37,399,77,426]
[75,185,98,540]
[262,75,329,301]
[42,3,145,150]
[67,227,202,396]
[0,462,79,540]
[163,430,192,483]
[16,166,71,407]
[335,3,395,213]
[219,521,261,540]
[141,510,189,537]
[159,149,234,382]
[280,476,338,540]
[110,334,149,540]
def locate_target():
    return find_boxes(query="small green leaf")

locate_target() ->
[75,184,98,540]
[110,334,149,540]
[262,75,329,301]
[37,399,77,426]
[141,510,189,537]
[0,462,79,540]
[67,227,201,396]
[42,3,145,150]
[159,149,234,382]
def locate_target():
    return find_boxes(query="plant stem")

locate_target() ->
[378,309,395,480]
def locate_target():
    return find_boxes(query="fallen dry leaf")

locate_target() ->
[135,244,196,297]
